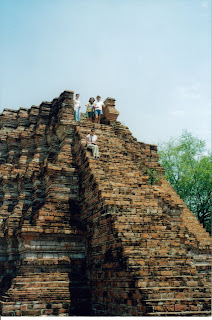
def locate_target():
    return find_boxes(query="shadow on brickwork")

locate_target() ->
[68,259,93,316]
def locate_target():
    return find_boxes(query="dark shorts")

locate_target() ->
[86,111,93,118]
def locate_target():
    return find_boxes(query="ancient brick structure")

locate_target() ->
[0,90,211,316]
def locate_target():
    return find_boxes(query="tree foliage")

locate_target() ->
[158,131,211,234]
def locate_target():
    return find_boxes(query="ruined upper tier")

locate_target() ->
[0,90,211,316]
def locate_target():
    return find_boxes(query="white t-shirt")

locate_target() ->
[95,101,104,111]
[86,134,97,144]
[74,98,81,111]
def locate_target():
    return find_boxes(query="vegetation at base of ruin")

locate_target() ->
[158,131,212,234]
[146,168,160,185]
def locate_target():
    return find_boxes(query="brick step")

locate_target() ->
[127,256,191,264]
[12,275,70,281]
[115,217,181,224]
[15,270,80,274]
[126,253,193,261]
[119,232,195,241]
[1,308,69,316]
[36,217,72,222]
[114,216,179,223]
[138,277,205,288]
[20,226,81,234]
[125,248,188,256]
[1,300,70,305]
[138,274,203,281]
[97,167,141,175]
[89,248,191,261]
[140,286,211,299]
[120,238,191,246]
[13,281,70,288]
[6,275,70,282]
[11,276,70,282]
[13,281,89,288]
[145,297,211,303]
[141,259,209,268]
[145,298,211,312]
[2,295,71,302]
[140,271,208,280]
[10,274,69,286]
[195,265,211,274]
[191,253,212,258]
[1,300,70,306]
[131,265,198,276]
[193,261,212,267]
[120,218,183,226]
[116,212,181,219]
[2,292,71,301]
[12,272,87,280]
[2,296,89,306]
[105,208,180,215]
[192,258,212,265]
[2,310,70,316]
[5,287,70,293]
[35,221,73,227]
[2,311,69,317]
[126,254,192,263]
[116,226,185,234]
[3,295,80,303]
[100,194,155,200]
[125,248,195,256]
[147,311,212,316]
[112,275,209,290]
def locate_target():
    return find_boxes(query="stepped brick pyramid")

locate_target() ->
[0,90,211,316]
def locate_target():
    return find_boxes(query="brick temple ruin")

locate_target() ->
[0,90,211,316]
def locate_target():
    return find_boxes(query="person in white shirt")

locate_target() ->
[86,128,99,158]
[94,95,104,124]
[74,93,81,121]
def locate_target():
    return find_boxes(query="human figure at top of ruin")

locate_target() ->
[85,97,95,122]
[73,93,81,122]
[86,128,100,158]
[94,95,104,124]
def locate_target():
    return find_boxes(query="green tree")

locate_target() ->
[158,131,211,234]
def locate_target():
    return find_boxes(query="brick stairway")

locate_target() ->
[73,120,211,316]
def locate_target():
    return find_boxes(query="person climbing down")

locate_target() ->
[86,128,100,158]
[74,93,81,121]
[85,97,95,122]
[94,95,104,124]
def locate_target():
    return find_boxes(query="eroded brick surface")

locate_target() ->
[0,91,211,316]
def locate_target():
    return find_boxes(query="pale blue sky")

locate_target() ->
[0,0,211,149]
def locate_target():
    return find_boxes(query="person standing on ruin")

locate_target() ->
[74,93,81,121]
[94,95,104,124]
[85,97,95,122]
[86,128,99,158]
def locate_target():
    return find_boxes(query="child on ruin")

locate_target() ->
[85,97,95,122]
[94,95,104,124]
[86,128,99,158]
[73,93,81,121]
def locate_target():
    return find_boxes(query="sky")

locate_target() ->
[0,0,211,149]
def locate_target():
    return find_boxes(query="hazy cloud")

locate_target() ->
[169,110,185,117]
[176,83,201,100]
[200,1,209,8]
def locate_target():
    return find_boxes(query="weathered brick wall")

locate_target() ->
[0,91,91,316]
[0,90,211,316]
